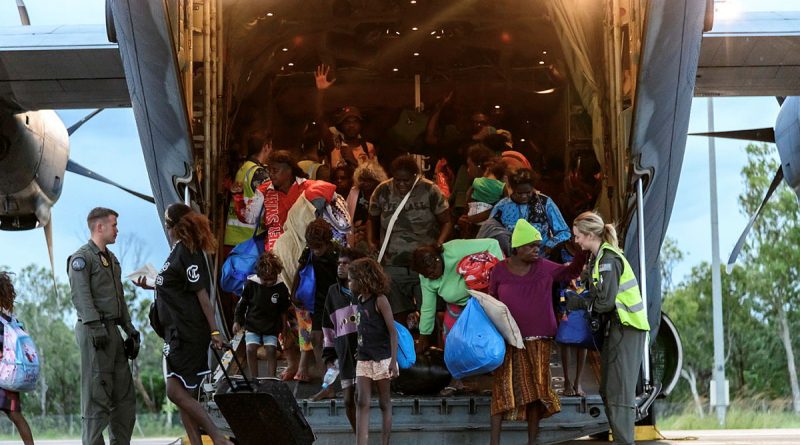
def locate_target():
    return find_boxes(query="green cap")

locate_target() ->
[511,219,543,248]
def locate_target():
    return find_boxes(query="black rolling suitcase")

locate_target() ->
[212,348,315,445]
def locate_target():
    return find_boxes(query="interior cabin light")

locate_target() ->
[288,62,294,66]
[539,60,545,65]
[412,27,418,31]
[435,35,441,39]
[542,50,547,55]
[535,88,556,94]
[410,0,417,3]
[393,68,399,72]
[520,138,526,142]
[267,12,274,17]
[494,105,501,109]
[282,47,288,52]
[413,52,420,56]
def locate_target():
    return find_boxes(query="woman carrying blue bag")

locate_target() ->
[0,272,34,445]
[488,219,585,445]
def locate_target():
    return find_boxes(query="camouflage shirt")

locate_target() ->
[369,177,449,267]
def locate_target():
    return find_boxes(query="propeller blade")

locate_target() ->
[67,109,104,136]
[66,159,155,203]
[689,128,775,144]
[16,0,30,26]
[726,166,784,273]
[43,217,58,295]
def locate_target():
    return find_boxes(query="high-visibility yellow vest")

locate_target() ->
[224,160,261,246]
[592,242,650,331]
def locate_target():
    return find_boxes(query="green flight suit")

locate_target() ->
[591,248,647,445]
[68,240,136,445]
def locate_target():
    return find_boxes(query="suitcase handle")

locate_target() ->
[211,345,255,392]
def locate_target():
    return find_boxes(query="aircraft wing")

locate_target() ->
[696,11,800,97]
[0,24,129,110]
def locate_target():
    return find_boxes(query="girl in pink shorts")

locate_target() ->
[348,258,398,445]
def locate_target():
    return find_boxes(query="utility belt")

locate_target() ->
[79,317,121,326]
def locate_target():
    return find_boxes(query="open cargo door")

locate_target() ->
[108,0,194,227]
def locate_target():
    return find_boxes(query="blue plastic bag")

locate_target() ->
[295,252,316,313]
[220,232,265,295]
[444,298,505,379]
[394,321,416,369]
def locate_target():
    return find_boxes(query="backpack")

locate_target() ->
[221,207,265,295]
[0,316,40,392]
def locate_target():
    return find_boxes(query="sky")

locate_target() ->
[0,0,796,285]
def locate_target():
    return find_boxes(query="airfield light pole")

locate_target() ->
[707,97,729,425]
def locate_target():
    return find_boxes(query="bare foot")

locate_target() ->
[294,369,310,383]
[573,385,586,397]
[212,435,234,445]
[280,367,297,381]
[310,386,336,401]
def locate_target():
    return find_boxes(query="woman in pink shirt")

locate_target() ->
[487,219,585,445]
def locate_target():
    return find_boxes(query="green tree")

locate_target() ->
[737,143,800,413]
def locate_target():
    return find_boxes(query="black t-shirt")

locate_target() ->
[235,279,290,335]
[353,191,370,225]
[155,242,211,343]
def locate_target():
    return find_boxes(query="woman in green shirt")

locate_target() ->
[410,238,505,394]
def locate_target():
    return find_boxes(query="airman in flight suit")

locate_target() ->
[68,207,138,445]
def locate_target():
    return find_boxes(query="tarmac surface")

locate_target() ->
[3,429,799,445]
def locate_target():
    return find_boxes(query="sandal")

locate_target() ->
[439,386,460,397]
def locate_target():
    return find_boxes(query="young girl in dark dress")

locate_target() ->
[348,258,398,445]
[0,272,33,445]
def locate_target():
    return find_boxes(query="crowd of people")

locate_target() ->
[203,64,650,445]
[0,65,642,445]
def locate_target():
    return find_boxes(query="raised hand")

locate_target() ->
[315,64,336,90]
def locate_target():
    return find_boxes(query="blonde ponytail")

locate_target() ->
[602,223,619,249]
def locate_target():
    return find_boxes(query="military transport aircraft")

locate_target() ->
[2,0,800,443]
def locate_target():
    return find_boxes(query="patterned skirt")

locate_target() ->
[0,387,21,412]
[491,338,561,420]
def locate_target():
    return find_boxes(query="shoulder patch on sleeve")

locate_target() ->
[186,265,200,283]
[71,257,87,271]
[598,263,612,273]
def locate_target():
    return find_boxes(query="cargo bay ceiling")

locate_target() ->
[219,0,593,135]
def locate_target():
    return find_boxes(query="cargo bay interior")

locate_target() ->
[166,0,649,392]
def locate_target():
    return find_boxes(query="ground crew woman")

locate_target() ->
[68,207,138,445]
[572,211,650,445]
